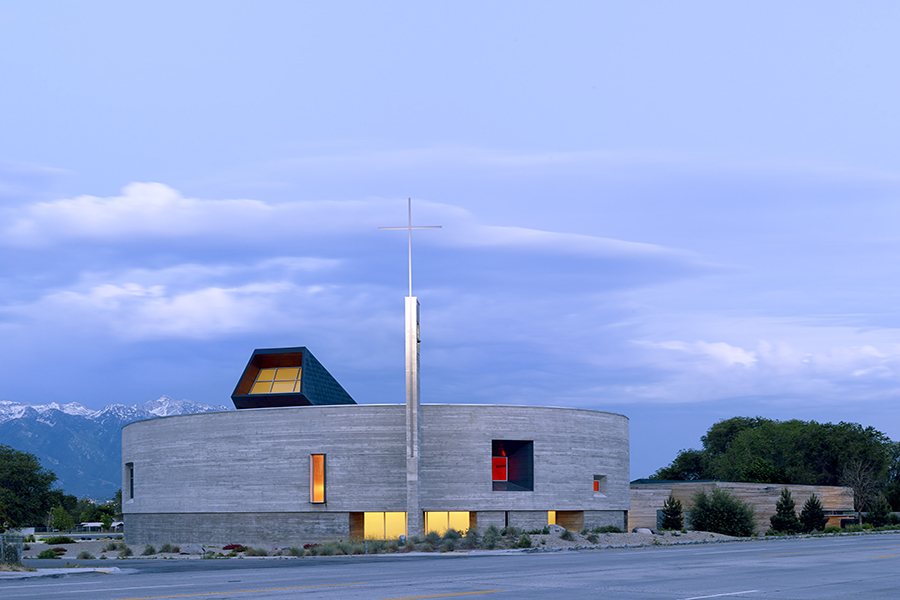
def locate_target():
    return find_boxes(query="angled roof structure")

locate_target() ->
[231,346,356,409]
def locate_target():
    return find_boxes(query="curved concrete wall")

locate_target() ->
[122,404,628,544]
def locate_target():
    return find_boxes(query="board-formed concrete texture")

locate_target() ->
[122,404,629,545]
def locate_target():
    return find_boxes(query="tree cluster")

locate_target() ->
[651,417,900,512]
[0,444,120,531]
[689,487,755,537]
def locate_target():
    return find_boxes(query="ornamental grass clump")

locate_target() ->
[159,543,179,553]
[559,529,575,542]
[479,526,501,549]
[458,528,479,549]
[142,545,156,556]
[77,551,95,559]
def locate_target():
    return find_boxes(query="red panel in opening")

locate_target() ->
[593,480,600,492]
[492,457,508,481]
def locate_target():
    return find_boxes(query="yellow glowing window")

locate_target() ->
[310,454,325,503]
[249,367,302,394]
[425,511,470,535]
[548,511,556,525]
[363,512,407,539]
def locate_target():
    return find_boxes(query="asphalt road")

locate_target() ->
[5,533,900,600]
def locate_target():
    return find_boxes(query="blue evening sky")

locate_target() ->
[2,2,900,479]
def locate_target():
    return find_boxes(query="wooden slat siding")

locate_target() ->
[630,482,854,533]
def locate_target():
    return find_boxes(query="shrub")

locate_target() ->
[823,526,842,534]
[442,529,462,541]
[104,542,125,552]
[769,488,802,534]
[559,529,574,541]
[159,543,179,553]
[142,545,156,556]
[592,525,623,534]
[516,534,532,548]
[480,526,500,549]
[440,539,456,552]
[423,531,442,548]
[800,493,828,533]
[37,549,60,559]
[44,536,77,545]
[118,546,133,558]
[223,544,247,552]
[77,551,95,559]
[690,487,755,537]
[586,533,599,544]
[458,528,479,549]
[660,495,684,531]
[244,547,269,556]
[527,526,550,535]
[867,494,892,528]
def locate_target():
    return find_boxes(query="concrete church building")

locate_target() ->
[122,208,630,546]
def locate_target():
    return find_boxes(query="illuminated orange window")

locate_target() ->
[492,456,507,481]
[310,454,325,503]
[593,480,599,492]
[250,367,302,394]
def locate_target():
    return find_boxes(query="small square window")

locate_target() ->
[593,475,607,496]
[492,440,533,492]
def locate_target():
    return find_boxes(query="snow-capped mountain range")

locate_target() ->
[0,396,231,500]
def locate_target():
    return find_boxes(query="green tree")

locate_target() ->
[867,494,892,527]
[651,417,895,492]
[51,505,74,531]
[651,449,708,480]
[799,494,827,533]
[689,487,755,537]
[660,494,684,530]
[101,513,114,530]
[769,488,802,534]
[0,445,58,530]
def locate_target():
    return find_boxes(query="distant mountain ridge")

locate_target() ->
[0,396,231,500]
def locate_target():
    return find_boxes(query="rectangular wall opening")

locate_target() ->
[556,511,584,532]
[361,512,407,539]
[126,463,134,500]
[492,440,534,492]
[424,511,471,535]
[310,454,326,503]
[593,474,607,496]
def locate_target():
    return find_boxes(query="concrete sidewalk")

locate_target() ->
[0,567,121,579]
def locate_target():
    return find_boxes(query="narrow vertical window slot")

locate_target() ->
[310,454,326,503]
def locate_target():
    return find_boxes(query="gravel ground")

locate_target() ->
[26,529,737,560]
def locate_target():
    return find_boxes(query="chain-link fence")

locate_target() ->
[1,535,24,566]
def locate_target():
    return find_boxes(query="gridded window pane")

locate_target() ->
[250,382,272,394]
[271,381,295,393]
[249,366,302,394]
[257,368,278,381]
[275,367,300,380]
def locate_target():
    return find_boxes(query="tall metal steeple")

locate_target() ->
[378,198,440,538]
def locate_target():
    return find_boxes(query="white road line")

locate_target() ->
[680,591,759,600]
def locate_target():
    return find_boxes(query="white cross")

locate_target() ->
[378,198,441,297]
